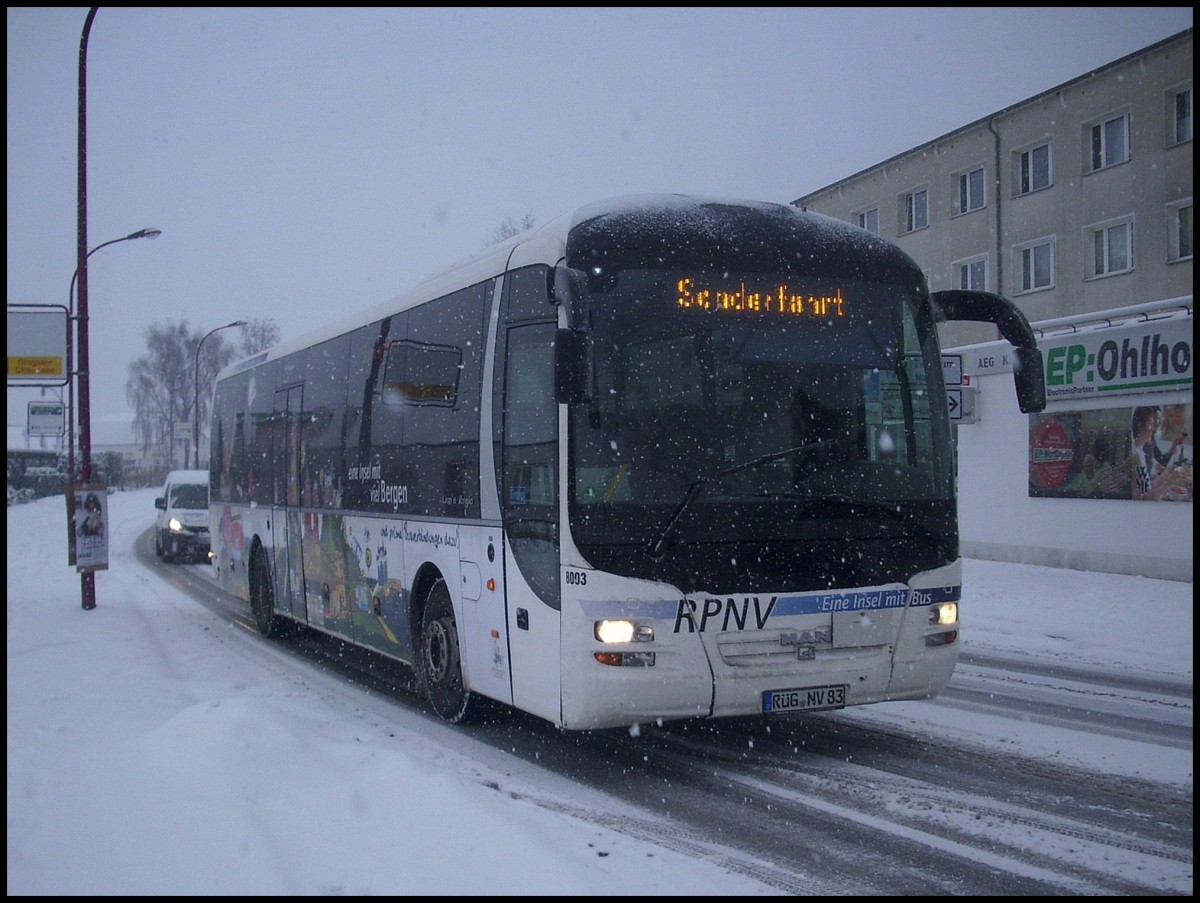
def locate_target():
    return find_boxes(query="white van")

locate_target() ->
[154,469,211,563]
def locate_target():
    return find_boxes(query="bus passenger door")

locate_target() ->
[270,385,307,623]
[499,323,562,724]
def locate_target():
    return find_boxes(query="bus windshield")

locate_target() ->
[567,267,955,591]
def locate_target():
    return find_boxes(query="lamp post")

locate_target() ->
[73,0,159,616]
[73,8,101,610]
[67,228,162,482]
[194,321,246,469]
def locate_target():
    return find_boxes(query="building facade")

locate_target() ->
[792,29,1192,349]
[792,31,1193,582]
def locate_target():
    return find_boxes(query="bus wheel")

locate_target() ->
[250,552,289,639]
[420,578,476,724]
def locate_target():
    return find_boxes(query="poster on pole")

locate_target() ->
[68,484,110,572]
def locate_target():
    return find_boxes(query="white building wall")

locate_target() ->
[950,301,1192,582]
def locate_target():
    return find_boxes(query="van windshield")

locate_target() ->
[170,483,209,510]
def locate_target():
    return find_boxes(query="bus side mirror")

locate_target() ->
[554,328,592,404]
[1012,346,1047,414]
[932,289,1047,414]
[550,265,589,329]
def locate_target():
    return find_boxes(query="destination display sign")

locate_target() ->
[676,277,846,318]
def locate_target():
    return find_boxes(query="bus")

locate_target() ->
[208,194,1046,730]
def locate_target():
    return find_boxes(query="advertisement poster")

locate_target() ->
[1029,403,1192,502]
[69,484,110,571]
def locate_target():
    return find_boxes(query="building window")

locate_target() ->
[956,166,986,214]
[1017,239,1055,293]
[855,206,879,234]
[903,188,928,233]
[954,256,987,292]
[1088,218,1133,277]
[1018,143,1052,195]
[1087,112,1130,171]
[1168,201,1193,262]
[1169,86,1192,145]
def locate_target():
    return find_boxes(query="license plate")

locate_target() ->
[762,684,847,714]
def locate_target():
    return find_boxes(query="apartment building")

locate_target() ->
[791,29,1192,349]
[792,30,1192,581]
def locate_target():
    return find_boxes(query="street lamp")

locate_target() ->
[66,227,162,485]
[194,321,246,468]
[68,228,162,326]
[68,228,162,313]
[72,10,163,610]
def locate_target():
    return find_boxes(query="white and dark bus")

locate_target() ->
[209,194,1046,730]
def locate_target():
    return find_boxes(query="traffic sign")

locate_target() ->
[941,353,963,386]
[947,385,977,423]
[28,400,66,437]
[8,304,69,386]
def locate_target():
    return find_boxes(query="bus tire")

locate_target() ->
[250,551,290,639]
[419,578,478,724]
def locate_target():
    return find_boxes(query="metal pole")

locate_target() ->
[73,8,161,609]
[77,7,98,610]
[194,321,246,468]
[193,335,205,469]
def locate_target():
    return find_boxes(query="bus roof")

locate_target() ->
[217,193,916,381]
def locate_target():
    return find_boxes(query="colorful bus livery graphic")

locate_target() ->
[1043,318,1192,399]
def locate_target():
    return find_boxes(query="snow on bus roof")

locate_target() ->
[217,194,886,380]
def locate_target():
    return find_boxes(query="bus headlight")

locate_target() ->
[929,602,957,626]
[594,620,656,666]
[594,620,654,644]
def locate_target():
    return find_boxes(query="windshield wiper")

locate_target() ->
[648,439,836,559]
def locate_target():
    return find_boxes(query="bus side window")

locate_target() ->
[502,322,560,609]
[504,332,556,507]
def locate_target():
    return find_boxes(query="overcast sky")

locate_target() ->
[6,7,1194,425]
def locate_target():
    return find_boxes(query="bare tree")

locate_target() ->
[487,213,536,247]
[239,317,281,356]
[126,321,242,470]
